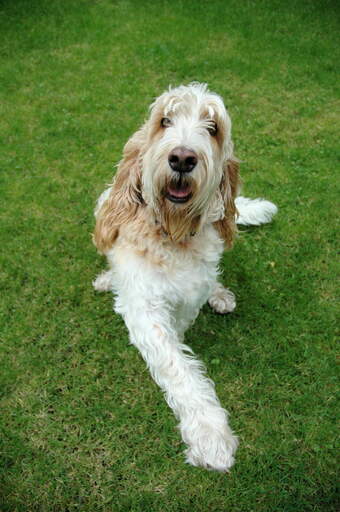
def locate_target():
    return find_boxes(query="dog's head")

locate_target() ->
[94,83,239,251]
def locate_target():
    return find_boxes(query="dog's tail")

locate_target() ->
[235,196,278,226]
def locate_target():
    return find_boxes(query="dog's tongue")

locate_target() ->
[167,183,191,198]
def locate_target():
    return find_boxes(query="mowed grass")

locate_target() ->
[0,0,338,510]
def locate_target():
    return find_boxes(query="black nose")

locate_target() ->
[168,146,198,173]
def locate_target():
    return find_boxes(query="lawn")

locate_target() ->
[0,0,338,510]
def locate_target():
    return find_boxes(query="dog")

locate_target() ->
[93,83,277,472]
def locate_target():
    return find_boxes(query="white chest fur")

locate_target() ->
[108,223,224,315]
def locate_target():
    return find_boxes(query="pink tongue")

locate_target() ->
[168,184,191,198]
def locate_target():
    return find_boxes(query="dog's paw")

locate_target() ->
[184,423,238,472]
[208,285,236,314]
[92,271,113,292]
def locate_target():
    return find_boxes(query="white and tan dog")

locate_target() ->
[93,83,277,472]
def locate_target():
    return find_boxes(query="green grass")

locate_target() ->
[0,0,338,510]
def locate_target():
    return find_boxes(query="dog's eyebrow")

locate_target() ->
[164,97,182,116]
[199,104,217,120]
[207,105,215,118]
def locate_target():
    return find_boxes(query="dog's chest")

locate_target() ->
[161,233,222,295]
[111,224,224,308]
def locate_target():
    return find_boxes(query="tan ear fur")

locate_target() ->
[93,125,146,253]
[213,157,240,247]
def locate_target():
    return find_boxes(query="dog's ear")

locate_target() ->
[93,125,147,253]
[213,157,240,248]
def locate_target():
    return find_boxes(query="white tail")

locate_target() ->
[235,196,278,226]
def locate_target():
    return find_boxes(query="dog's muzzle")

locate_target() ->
[166,146,197,203]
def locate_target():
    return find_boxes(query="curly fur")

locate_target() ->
[93,83,277,471]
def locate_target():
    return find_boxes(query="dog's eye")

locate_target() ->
[161,117,172,128]
[207,122,218,136]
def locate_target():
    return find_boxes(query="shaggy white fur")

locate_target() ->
[93,83,277,472]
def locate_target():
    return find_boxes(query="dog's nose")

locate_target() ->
[168,146,198,173]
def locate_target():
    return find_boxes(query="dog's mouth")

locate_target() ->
[165,179,193,203]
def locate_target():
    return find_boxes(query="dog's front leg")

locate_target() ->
[120,303,238,472]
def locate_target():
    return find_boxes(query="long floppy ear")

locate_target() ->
[93,125,147,253]
[213,157,240,248]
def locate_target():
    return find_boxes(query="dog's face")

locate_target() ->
[94,83,239,251]
[141,84,234,236]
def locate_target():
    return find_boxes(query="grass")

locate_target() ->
[0,0,338,510]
